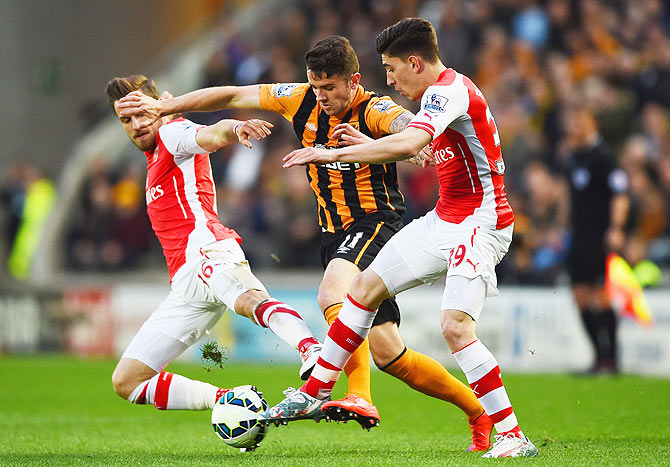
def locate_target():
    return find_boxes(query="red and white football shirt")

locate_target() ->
[408,68,514,229]
[144,118,240,280]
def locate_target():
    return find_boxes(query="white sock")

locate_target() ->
[254,299,318,350]
[128,372,221,410]
[452,340,520,435]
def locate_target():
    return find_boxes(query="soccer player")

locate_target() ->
[106,75,322,413]
[273,18,538,458]
[563,106,629,374]
[118,37,493,450]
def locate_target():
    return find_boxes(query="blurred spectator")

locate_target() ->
[66,158,153,271]
[0,160,56,279]
[0,161,30,263]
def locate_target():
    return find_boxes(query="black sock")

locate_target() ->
[599,308,618,364]
[579,308,600,358]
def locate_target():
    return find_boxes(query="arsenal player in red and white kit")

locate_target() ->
[274,19,537,458]
[105,75,321,414]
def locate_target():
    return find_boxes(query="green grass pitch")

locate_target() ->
[1,355,668,466]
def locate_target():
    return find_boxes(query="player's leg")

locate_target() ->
[319,258,373,403]
[369,320,491,450]
[197,239,321,377]
[111,294,229,410]
[264,214,444,425]
[440,224,536,457]
[572,283,602,367]
[569,240,617,373]
[235,288,320,378]
[591,284,618,373]
[264,268,388,426]
[442,291,535,457]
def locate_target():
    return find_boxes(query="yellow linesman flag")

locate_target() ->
[605,253,653,327]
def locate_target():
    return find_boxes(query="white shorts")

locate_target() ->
[122,238,266,371]
[369,210,513,320]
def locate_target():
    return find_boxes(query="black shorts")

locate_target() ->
[321,211,404,326]
[567,234,607,285]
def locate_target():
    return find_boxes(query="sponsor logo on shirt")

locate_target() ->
[146,184,164,205]
[313,144,361,170]
[495,159,506,174]
[324,161,361,171]
[275,84,297,98]
[306,123,317,132]
[433,146,455,164]
[425,93,447,112]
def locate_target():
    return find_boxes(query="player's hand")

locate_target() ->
[605,226,625,253]
[418,144,435,168]
[332,123,373,147]
[283,147,333,167]
[235,119,273,149]
[419,144,435,167]
[117,91,162,129]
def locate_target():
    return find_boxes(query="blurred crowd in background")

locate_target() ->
[1,0,669,286]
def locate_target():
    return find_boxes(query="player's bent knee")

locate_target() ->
[369,323,405,368]
[316,287,340,312]
[235,289,270,320]
[440,309,476,350]
[112,358,157,401]
[111,368,134,400]
[350,270,389,309]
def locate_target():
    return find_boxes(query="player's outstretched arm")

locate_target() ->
[117,85,263,129]
[283,127,432,168]
[197,118,273,152]
[333,112,430,167]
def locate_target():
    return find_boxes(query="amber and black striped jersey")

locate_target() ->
[259,83,407,233]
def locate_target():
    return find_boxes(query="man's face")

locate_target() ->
[381,54,422,101]
[114,98,160,152]
[307,71,359,116]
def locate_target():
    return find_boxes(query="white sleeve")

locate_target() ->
[158,119,207,157]
[407,78,469,140]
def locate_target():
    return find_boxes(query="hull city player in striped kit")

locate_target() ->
[105,75,321,414]
[117,37,493,450]
[275,19,538,459]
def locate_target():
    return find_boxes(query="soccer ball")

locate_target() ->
[212,385,268,450]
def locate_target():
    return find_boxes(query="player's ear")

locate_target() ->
[350,72,361,89]
[408,56,423,74]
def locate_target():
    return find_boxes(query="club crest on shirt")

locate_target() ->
[425,93,448,112]
[274,84,297,98]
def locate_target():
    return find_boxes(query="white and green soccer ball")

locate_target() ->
[212,385,268,450]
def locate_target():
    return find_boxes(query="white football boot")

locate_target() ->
[260,387,328,425]
[482,433,539,458]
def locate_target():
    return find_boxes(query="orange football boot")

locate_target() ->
[467,411,493,451]
[321,394,380,430]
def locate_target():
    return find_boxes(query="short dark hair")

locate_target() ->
[375,17,440,63]
[105,74,159,107]
[305,35,359,78]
